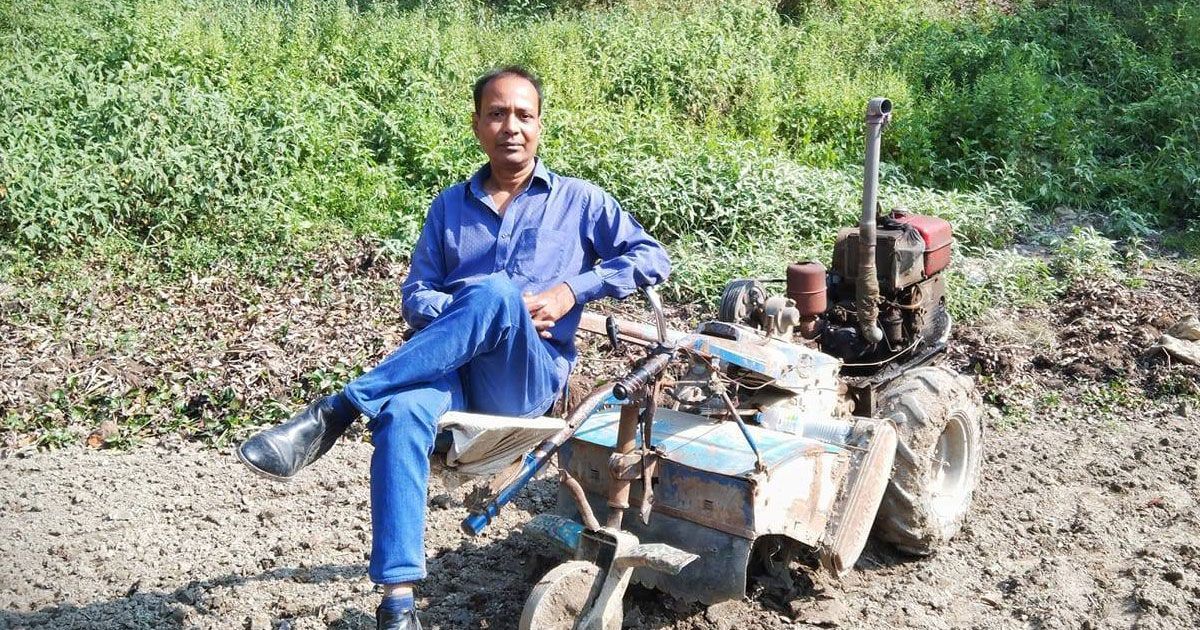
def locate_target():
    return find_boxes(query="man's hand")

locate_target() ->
[523,283,577,339]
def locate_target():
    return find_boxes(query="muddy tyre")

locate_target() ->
[873,366,983,555]
[520,561,601,630]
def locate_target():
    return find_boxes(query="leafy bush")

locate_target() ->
[894,2,1200,233]
[0,0,1030,290]
[2,0,1195,289]
[946,250,1057,322]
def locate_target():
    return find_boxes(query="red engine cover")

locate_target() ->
[890,211,952,277]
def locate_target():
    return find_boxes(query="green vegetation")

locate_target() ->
[5,0,1196,300]
[3,0,1197,445]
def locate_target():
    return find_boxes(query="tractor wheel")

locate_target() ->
[519,560,601,630]
[873,366,983,555]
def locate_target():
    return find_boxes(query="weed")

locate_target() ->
[945,250,1056,321]
[1079,378,1141,417]
[1051,227,1120,280]
[1038,390,1062,410]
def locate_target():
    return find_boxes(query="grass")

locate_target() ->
[5,0,1197,294]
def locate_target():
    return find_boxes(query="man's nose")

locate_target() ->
[501,113,520,133]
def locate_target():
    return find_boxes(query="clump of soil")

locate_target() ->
[950,264,1200,413]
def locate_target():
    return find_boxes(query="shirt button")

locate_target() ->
[500,234,509,240]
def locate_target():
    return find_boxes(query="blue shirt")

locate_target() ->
[401,160,672,377]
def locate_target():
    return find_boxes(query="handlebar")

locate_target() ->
[612,351,673,401]
[643,286,667,345]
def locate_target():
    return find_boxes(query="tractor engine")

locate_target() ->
[820,209,952,366]
[718,97,955,374]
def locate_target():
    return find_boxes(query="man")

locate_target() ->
[237,66,671,630]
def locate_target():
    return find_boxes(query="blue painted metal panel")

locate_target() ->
[573,408,842,477]
[689,334,841,391]
[524,514,583,555]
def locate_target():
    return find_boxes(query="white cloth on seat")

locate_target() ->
[436,411,566,475]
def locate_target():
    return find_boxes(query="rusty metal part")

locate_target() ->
[550,480,769,603]
[605,403,642,528]
[832,226,924,294]
[607,451,652,480]
[558,400,872,601]
[882,307,904,345]
[788,261,827,339]
[564,407,847,542]
[560,469,601,531]
[639,400,658,525]
[856,97,892,345]
[818,418,898,576]
[638,454,658,525]
[578,311,687,347]
[787,261,827,315]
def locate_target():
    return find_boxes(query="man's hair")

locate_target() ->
[473,66,543,114]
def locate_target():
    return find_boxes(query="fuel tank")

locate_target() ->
[831,211,954,292]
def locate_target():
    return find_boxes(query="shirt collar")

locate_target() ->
[466,158,554,203]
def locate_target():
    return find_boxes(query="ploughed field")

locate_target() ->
[1,252,1198,629]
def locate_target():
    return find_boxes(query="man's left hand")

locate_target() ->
[523,284,577,339]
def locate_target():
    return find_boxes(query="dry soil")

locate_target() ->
[2,257,1198,630]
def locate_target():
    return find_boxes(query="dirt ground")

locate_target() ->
[2,256,1199,629]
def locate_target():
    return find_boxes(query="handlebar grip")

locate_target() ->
[612,353,672,401]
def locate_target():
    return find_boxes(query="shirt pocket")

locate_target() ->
[508,228,571,285]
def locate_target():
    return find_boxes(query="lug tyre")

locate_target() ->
[873,365,983,555]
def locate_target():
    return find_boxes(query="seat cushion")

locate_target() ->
[436,411,566,475]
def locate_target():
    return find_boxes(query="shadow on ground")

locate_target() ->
[0,564,368,629]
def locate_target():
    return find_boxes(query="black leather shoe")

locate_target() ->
[236,396,359,481]
[376,606,422,630]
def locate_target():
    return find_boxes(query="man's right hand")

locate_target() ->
[523,284,577,339]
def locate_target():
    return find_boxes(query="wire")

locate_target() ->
[840,335,924,367]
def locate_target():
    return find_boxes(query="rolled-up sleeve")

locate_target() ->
[401,197,453,329]
[565,193,671,304]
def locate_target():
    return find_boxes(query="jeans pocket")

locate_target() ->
[509,228,570,284]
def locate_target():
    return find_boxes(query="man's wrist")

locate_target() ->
[559,282,578,307]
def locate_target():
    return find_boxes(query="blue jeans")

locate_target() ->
[341,274,564,584]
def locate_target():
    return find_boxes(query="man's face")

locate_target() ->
[472,74,542,171]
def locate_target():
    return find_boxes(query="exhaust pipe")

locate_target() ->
[856,97,891,344]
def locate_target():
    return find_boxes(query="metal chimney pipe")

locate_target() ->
[856,97,891,345]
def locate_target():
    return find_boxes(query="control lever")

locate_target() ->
[605,315,622,352]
